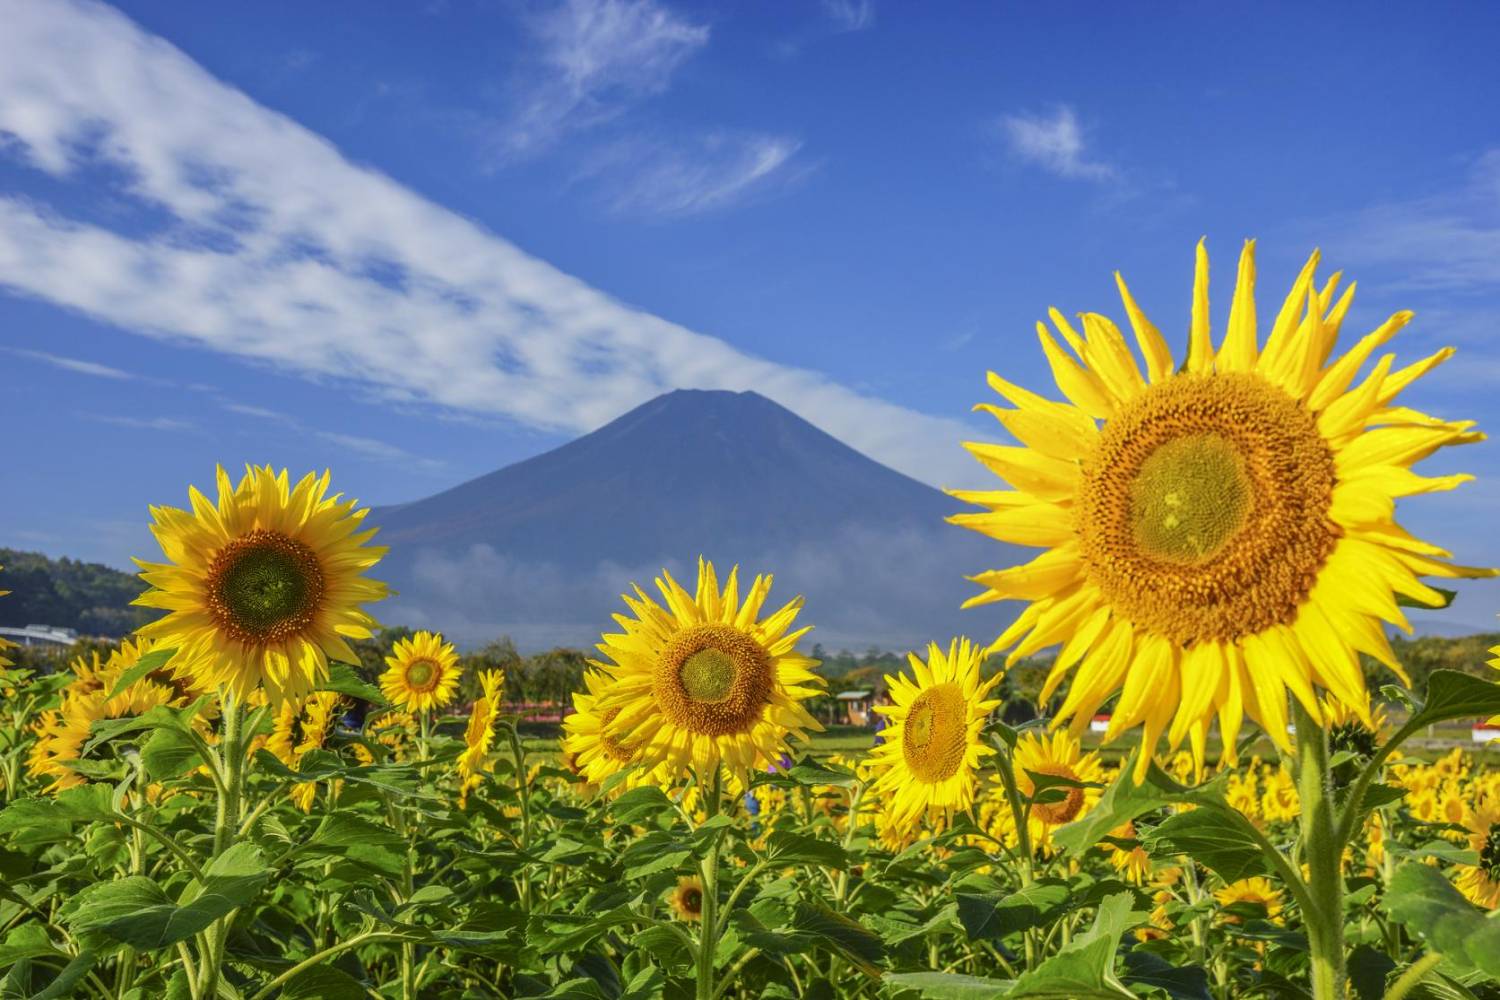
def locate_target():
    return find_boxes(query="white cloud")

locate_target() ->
[585,131,805,217]
[0,1,975,485]
[998,106,1115,182]
[3,345,136,379]
[499,0,709,158]
[821,0,874,32]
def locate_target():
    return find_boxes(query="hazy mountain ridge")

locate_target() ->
[371,389,1021,651]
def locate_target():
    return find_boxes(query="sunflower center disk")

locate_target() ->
[682,888,702,914]
[680,648,737,702]
[654,624,772,737]
[1028,764,1086,825]
[405,659,437,692]
[208,529,325,645]
[1078,372,1341,646]
[1129,433,1251,564]
[901,683,967,783]
[599,706,635,762]
[1482,825,1500,879]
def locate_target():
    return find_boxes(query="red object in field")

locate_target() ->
[1090,714,1110,733]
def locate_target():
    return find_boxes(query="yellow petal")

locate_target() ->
[1187,237,1213,374]
[1217,239,1258,372]
[1114,271,1175,383]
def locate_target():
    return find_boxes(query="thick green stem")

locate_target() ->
[696,766,724,1000]
[506,724,534,914]
[198,693,246,1000]
[1293,699,1346,1000]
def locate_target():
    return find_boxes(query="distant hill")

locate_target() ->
[372,388,1025,651]
[0,548,153,637]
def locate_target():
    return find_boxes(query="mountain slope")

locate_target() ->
[372,389,1022,651]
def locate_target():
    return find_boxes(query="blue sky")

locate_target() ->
[1,0,1498,631]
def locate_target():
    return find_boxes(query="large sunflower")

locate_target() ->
[593,559,824,782]
[954,240,1495,779]
[135,465,388,705]
[1462,800,1500,909]
[380,630,460,713]
[867,637,1001,834]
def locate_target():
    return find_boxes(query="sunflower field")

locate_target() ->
[2,240,1500,1000]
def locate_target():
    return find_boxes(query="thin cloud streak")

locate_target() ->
[0,0,978,487]
[4,346,136,380]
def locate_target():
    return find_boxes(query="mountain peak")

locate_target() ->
[372,388,1020,651]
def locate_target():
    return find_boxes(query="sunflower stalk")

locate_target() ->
[696,765,725,1000]
[1292,698,1346,1000]
[198,690,246,1000]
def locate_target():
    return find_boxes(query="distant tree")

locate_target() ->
[0,548,156,637]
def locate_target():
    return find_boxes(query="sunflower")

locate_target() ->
[562,669,655,789]
[1214,876,1285,924]
[265,691,342,812]
[593,559,824,783]
[135,465,389,705]
[380,631,460,713]
[1007,730,1104,850]
[1260,764,1299,825]
[26,638,195,793]
[867,638,1001,835]
[667,876,705,921]
[954,239,1495,779]
[457,669,505,806]
[1106,821,1152,885]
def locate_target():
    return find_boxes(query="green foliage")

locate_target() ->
[0,547,155,636]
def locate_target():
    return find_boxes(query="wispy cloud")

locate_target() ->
[4,346,136,380]
[89,414,196,432]
[222,400,446,473]
[584,131,806,217]
[997,105,1115,182]
[821,0,874,33]
[1321,149,1500,294]
[0,0,976,487]
[498,0,709,159]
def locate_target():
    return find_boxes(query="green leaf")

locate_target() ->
[79,706,189,758]
[607,787,675,826]
[883,972,1011,999]
[66,843,269,949]
[789,903,884,977]
[140,727,205,780]
[0,786,114,844]
[956,879,1070,942]
[1142,809,1274,882]
[1120,950,1212,1000]
[781,755,857,788]
[279,965,366,1000]
[1054,756,1222,857]
[1407,671,1500,731]
[763,831,847,869]
[619,832,691,880]
[1004,892,1143,999]
[1396,587,1456,610]
[27,951,96,1000]
[1382,862,1500,977]
[317,662,384,704]
[0,925,60,967]
[1347,944,1397,1000]
[105,648,176,700]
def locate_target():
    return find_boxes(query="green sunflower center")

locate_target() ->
[405,659,438,691]
[1481,824,1500,880]
[1130,433,1252,564]
[902,683,967,784]
[654,624,772,736]
[208,530,325,645]
[680,648,736,702]
[1329,721,1378,760]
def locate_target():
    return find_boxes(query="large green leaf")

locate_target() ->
[65,843,269,949]
[140,727,205,780]
[279,964,366,1000]
[955,879,1071,942]
[1382,862,1500,978]
[1142,810,1275,882]
[790,902,884,977]
[1003,892,1143,999]
[1120,950,1212,1000]
[1406,671,1500,731]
